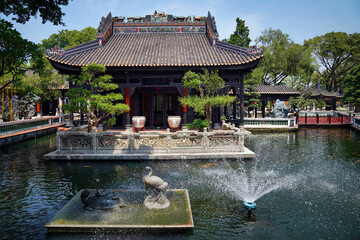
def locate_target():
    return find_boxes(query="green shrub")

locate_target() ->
[186,118,210,131]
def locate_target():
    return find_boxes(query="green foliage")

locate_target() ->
[222,18,251,48]
[288,96,328,110]
[0,0,70,25]
[64,63,129,132]
[179,70,236,128]
[342,64,360,111]
[40,27,97,50]
[244,77,260,110]
[186,119,209,131]
[20,58,65,104]
[305,32,360,92]
[253,28,316,86]
[62,88,90,113]
[0,19,42,89]
[102,117,117,131]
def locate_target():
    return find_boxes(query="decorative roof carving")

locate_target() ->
[96,12,112,38]
[46,45,65,56]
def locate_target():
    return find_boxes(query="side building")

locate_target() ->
[46,11,263,129]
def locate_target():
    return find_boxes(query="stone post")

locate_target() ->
[239,127,245,152]
[166,128,171,153]
[129,131,134,154]
[56,129,61,154]
[203,128,208,150]
[92,129,97,154]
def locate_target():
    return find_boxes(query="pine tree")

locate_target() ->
[63,63,129,132]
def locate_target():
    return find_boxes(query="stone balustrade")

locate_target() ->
[56,127,245,155]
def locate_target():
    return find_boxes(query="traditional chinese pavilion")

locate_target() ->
[46,11,263,128]
[304,85,340,110]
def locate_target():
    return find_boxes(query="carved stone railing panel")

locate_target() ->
[61,136,92,150]
[134,136,167,150]
[208,135,238,148]
[170,136,203,148]
[97,136,129,150]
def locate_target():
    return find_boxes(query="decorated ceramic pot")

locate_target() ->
[167,116,181,129]
[132,116,146,129]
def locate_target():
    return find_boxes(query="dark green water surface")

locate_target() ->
[0,127,359,239]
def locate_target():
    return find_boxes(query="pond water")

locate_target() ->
[0,127,360,239]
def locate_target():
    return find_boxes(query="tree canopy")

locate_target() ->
[253,28,316,86]
[0,0,70,25]
[19,58,65,104]
[63,63,129,132]
[342,64,360,112]
[40,27,97,50]
[0,19,42,90]
[305,32,360,92]
[222,18,251,48]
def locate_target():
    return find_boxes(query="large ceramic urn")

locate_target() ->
[167,116,181,131]
[132,116,146,131]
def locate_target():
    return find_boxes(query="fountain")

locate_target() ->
[203,160,301,218]
[243,201,256,217]
[46,167,193,232]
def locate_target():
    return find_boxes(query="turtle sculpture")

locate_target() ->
[80,179,125,210]
[142,166,170,209]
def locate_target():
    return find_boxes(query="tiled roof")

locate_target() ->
[254,85,300,95]
[307,87,338,97]
[46,33,262,67]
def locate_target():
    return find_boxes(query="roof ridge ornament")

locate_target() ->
[247,45,263,55]
[46,45,65,56]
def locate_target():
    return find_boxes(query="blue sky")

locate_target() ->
[2,0,360,45]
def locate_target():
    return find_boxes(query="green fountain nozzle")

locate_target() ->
[243,201,256,217]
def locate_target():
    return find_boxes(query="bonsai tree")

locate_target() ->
[244,76,260,117]
[63,63,129,132]
[178,70,236,130]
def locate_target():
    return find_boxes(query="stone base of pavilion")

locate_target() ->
[44,127,255,161]
[45,148,255,160]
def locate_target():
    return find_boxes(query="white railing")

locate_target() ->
[244,118,296,127]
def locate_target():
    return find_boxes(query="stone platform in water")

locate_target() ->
[46,189,193,233]
[44,148,255,160]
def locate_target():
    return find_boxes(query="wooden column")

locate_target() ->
[261,99,266,118]
[163,94,167,128]
[232,89,236,120]
[125,87,130,125]
[182,87,187,124]
[239,74,245,126]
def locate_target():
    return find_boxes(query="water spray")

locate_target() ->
[243,201,256,217]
